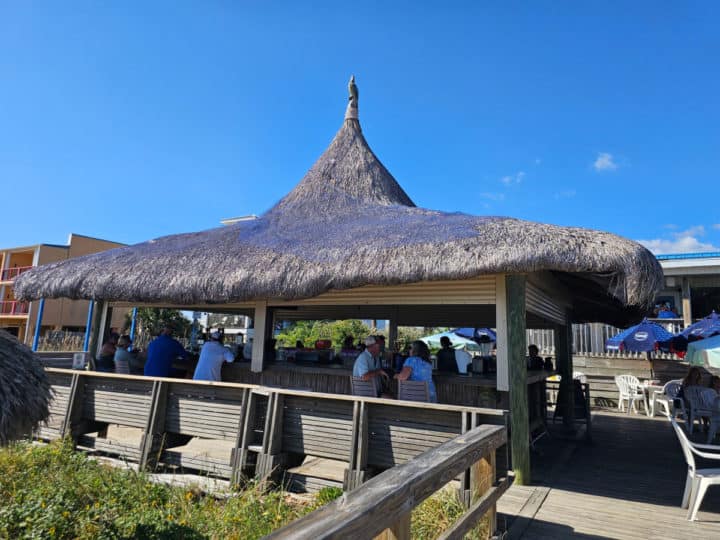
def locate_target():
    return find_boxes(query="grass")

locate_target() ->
[412,486,489,540]
[0,441,488,539]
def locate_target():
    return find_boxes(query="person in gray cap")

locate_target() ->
[193,331,235,382]
[353,335,388,396]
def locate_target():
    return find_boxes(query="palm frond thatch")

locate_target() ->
[0,330,51,446]
[13,85,663,326]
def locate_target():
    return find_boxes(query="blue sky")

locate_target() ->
[1,2,718,254]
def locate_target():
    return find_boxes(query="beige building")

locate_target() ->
[0,233,127,344]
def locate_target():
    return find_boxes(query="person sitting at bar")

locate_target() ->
[113,335,136,374]
[395,340,437,402]
[96,332,119,372]
[353,336,388,395]
[144,323,187,377]
[193,331,235,382]
[526,344,544,370]
[436,336,457,372]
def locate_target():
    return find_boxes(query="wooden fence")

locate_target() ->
[38,368,509,494]
[267,423,509,540]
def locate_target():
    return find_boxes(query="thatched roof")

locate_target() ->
[0,331,51,446]
[15,78,662,326]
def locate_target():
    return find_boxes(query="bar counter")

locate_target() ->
[221,361,552,414]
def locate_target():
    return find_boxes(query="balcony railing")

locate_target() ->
[1,265,33,281]
[0,300,29,315]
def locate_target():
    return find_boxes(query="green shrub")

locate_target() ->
[0,440,314,539]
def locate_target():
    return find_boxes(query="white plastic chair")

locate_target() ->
[614,374,647,414]
[573,371,587,384]
[652,379,682,418]
[670,417,720,521]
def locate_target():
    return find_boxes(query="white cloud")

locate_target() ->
[500,171,525,185]
[593,152,618,171]
[638,225,720,254]
[713,224,720,230]
[553,190,576,199]
[479,192,505,201]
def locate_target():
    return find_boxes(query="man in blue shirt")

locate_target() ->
[144,324,187,377]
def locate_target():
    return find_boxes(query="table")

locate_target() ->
[642,381,665,417]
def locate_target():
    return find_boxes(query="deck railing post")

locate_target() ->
[373,513,411,540]
[257,391,285,480]
[345,399,369,490]
[139,380,168,471]
[230,387,252,486]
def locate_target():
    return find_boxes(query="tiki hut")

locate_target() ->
[0,330,51,446]
[14,77,663,481]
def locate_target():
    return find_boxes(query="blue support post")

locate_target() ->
[31,298,45,352]
[129,307,138,341]
[83,300,95,352]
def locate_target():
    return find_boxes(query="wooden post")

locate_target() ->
[373,514,411,540]
[505,274,529,485]
[230,388,251,486]
[139,380,168,471]
[554,314,574,431]
[388,315,398,352]
[471,449,497,538]
[88,300,107,361]
[345,400,369,490]
[251,300,268,373]
[495,277,509,392]
[237,390,261,476]
[682,277,692,328]
[258,391,284,479]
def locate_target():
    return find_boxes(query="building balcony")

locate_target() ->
[0,300,29,316]
[1,265,33,282]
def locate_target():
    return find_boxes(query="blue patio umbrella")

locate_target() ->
[452,327,497,343]
[605,319,675,352]
[681,311,720,340]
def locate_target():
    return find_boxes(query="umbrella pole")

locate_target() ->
[647,351,654,379]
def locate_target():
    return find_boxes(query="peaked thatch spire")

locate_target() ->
[345,74,359,121]
[13,78,663,326]
[0,331,51,446]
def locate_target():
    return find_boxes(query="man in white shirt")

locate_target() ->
[353,336,388,395]
[193,331,235,382]
[454,347,473,374]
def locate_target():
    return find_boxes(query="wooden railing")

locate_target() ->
[267,424,509,540]
[38,369,509,494]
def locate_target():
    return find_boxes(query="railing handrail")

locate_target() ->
[0,299,29,315]
[0,265,33,281]
[266,424,508,540]
[42,367,509,416]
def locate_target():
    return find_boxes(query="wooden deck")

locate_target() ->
[498,411,720,539]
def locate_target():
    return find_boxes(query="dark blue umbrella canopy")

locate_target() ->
[681,311,720,340]
[453,327,497,343]
[605,319,675,352]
